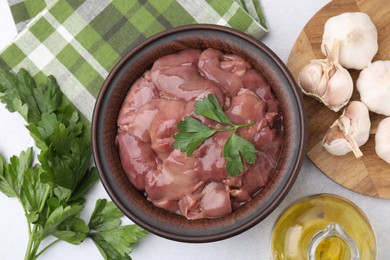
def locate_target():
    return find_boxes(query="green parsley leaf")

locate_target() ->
[21,165,49,223]
[52,216,89,245]
[0,152,18,198]
[32,75,62,115]
[88,199,148,259]
[0,69,61,125]
[38,204,89,245]
[68,167,99,204]
[26,108,83,150]
[224,133,257,176]
[39,137,91,193]
[0,148,34,198]
[90,234,131,260]
[0,69,39,123]
[88,199,123,231]
[174,94,257,176]
[90,225,147,260]
[173,116,217,156]
[194,94,233,125]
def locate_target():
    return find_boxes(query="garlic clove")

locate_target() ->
[321,64,353,112]
[357,60,390,116]
[322,101,371,158]
[322,127,354,156]
[341,101,371,147]
[321,12,378,70]
[298,40,353,112]
[298,60,329,96]
[298,61,325,95]
[375,117,390,164]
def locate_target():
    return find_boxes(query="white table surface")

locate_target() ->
[1,0,389,259]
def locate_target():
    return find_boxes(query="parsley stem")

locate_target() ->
[25,225,38,260]
[24,186,51,260]
[39,186,51,212]
[214,121,256,132]
[35,239,60,258]
[18,197,32,236]
[234,121,256,128]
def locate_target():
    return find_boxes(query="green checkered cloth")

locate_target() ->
[2,0,268,121]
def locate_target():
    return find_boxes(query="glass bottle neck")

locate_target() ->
[307,222,360,260]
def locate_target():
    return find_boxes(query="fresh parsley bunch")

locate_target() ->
[0,69,147,260]
[173,94,257,176]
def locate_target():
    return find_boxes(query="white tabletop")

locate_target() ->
[1,0,389,259]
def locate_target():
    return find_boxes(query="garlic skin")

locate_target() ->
[321,12,378,70]
[298,40,353,112]
[357,60,390,116]
[375,117,390,164]
[322,101,371,158]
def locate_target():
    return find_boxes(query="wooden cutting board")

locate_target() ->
[287,0,390,199]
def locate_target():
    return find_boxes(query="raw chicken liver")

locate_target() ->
[116,49,283,219]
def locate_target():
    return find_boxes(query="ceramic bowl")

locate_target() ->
[92,24,306,242]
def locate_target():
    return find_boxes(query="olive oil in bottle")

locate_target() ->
[271,194,376,260]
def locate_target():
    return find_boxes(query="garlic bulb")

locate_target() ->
[322,101,370,158]
[357,60,390,116]
[321,12,378,70]
[298,39,353,112]
[375,117,390,164]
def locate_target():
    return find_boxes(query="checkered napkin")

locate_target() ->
[1,0,268,121]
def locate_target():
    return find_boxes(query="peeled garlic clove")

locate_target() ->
[357,60,390,116]
[375,117,390,164]
[298,40,353,112]
[321,12,378,70]
[322,101,371,158]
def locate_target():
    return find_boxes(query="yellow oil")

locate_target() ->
[315,237,350,259]
[271,194,376,260]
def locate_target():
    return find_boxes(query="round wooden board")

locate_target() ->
[287,0,390,199]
